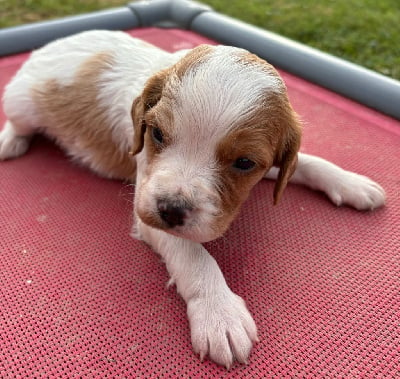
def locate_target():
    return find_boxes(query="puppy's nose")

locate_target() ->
[157,199,191,228]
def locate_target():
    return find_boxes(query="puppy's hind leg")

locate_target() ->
[0,120,33,160]
[2,66,43,161]
[265,152,386,210]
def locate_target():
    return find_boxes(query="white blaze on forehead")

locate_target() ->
[170,45,284,142]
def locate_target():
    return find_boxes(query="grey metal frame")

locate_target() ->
[0,0,399,120]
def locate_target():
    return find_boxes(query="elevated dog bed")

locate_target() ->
[1,2,399,377]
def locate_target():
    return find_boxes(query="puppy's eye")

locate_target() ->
[151,127,164,144]
[233,157,256,172]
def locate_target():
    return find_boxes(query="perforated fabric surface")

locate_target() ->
[1,28,399,378]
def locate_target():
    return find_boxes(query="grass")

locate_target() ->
[1,0,399,80]
[0,0,127,26]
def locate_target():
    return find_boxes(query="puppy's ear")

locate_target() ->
[273,108,302,205]
[130,68,169,155]
[130,97,146,155]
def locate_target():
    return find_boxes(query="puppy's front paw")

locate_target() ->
[326,171,386,211]
[188,291,258,368]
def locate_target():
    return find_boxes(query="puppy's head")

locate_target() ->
[131,45,301,242]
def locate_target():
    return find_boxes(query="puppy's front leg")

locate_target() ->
[135,219,258,368]
[265,152,386,210]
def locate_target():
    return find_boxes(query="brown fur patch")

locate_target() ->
[130,45,214,157]
[214,125,274,235]
[214,54,302,231]
[238,51,302,204]
[32,52,136,181]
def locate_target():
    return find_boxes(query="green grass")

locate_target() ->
[1,0,399,80]
[0,0,127,26]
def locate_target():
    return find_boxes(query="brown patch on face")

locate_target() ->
[32,52,136,181]
[130,44,214,157]
[215,125,274,235]
[239,51,302,204]
[131,92,175,169]
[214,53,302,233]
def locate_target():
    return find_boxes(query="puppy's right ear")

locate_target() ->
[130,68,170,155]
[272,106,302,205]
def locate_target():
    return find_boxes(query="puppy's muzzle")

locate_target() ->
[157,197,193,228]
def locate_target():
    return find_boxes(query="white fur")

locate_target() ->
[0,121,31,159]
[135,217,258,368]
[0,30,386,368]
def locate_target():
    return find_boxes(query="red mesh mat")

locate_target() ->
[1,28,399,377]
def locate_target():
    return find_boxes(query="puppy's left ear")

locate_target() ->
[130,68,170,155]
[130,97,147,156]
[273,107,302,205]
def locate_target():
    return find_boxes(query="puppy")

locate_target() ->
[0,30,385,368]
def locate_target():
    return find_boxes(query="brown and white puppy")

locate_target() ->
[0,30,385,368]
